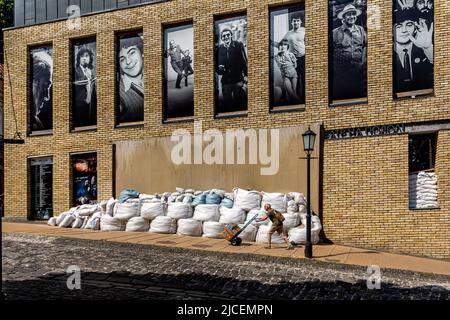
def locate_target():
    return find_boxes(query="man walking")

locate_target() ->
[165,40,186,89]
[257,203,294,250]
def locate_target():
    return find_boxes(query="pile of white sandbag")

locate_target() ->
[47,187,319,245]
[409,172,439,209]
[288,214,322,245]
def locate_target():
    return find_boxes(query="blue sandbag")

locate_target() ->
[220,198,234,208]
[205,193,222,205]
[192,194,206,206]
[118,189,140,203]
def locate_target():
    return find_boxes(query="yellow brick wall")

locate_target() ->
[323,132,449,259]
[3,0,449,257]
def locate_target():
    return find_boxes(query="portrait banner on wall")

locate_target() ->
[329,0,367,104]
[72,153,97,206]
[163,23,194,119]
[393,0,434,98]
[30,46,53,132]
[214,15,248,114]
[72,38,97,128]
[270,5,306,108]
[117,31,144,124]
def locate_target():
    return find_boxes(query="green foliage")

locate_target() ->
[0,0,14,29]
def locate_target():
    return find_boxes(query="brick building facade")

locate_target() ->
[3,0,449,258]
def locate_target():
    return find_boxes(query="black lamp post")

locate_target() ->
[302,127,316,259]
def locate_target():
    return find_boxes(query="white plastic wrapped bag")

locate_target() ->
[177,219,203,236]
[55,212,70,226]
[282,213,300,231]
[126,217,150,232]
[100,214,125,231]
[149,216,177,234]
[75,204,101,217]
[71,217,85,228]
[47,217,57,226]
[287,200,299,214]
[219,207,246,224]
[114,199,141,221]
[261,192,287,212]
[59,214,75,228]
[233,188,261,211]
[167,203,193,219]
[202,221,226,238]
[106,197,117,217]
[141,200,165,220]
[193,204,220,222]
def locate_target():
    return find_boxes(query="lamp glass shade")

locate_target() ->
[302,129,316,152]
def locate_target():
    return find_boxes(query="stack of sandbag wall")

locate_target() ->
[409,172,439,208]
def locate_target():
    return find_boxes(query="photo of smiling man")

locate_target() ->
[117,32,144,124]
[329,0,367,104]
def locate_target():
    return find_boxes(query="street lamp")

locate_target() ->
[302,127,316,258]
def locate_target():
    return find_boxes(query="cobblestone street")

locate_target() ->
[2,233,449,300]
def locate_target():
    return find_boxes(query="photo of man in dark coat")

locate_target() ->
[393,7,433,95]
[215,26,248,113]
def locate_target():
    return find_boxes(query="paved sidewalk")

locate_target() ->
[2,222,449,276]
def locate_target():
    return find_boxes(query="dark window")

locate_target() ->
[408,133,437,173]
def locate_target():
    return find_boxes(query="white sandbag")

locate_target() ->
[106,197,117,217]
[75,204,102,217]
[99,200,108,213]
[185,189,195,194]
[261,192,287,212]
[47,217,57,226]
[193,204,220,222]
[282,213,300,230]
[71,217,84,228]
[210,189,226,197]
[176,195,185,202]
[177,218,203,236]
[81,216,89,229]
[287,200,299,214]
[139,193,154,200]
[245,209,270,226]
[255,225,285,244]
[167,203,193,219]
[141,201,165,220]
[288,192,307,205]
[85,217,101,230]
[219,207,246,224]
[202,221,226,238]
[224,192,234,200]
[100,214,125,231]
[233,188,262,211]
[288,225,320,245]
[55,212,69,225]
[149,216,177,234]
[114,200,141,221]
[194,191,203,196]
[175,187,185,193]
[183,195,194,204]
[126,217,150,232]
[59,214,75,228]
[237,223,257,242]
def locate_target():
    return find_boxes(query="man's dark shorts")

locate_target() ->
[268,224,285,235]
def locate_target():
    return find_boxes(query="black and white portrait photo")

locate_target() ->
[270,5,305,107]
[393,0,434,97]
[329,0,367,103]
[72,38,97,128]
[164,24,194,119]
[214,15,248,114]
[117,32,144,124]
[30,46,53,132]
